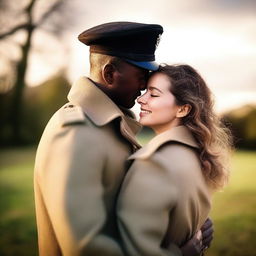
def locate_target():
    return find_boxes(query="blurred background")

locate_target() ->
[0,0,255,255]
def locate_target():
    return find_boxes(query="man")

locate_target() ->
[34,22,213,256]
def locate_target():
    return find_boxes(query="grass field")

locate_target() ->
[0,147,256,256]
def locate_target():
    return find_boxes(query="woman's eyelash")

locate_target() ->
[150,94,159,97]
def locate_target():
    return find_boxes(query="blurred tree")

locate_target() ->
[222,105,256,149]
[0,72,71,146]
[23,73,71,144]
[0,0,74,145]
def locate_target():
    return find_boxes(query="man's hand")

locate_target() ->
[180,218,214,256]
[180,230,202,256]
[201,218,214,250]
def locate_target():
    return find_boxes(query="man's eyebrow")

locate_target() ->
[148,86,163,93]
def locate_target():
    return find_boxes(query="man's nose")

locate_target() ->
[140,81,147,90]
[140,73,148,90]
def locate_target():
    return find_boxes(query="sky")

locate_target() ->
[27,0,256,114]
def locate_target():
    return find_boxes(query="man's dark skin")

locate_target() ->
[181,218,213,256]
[90,53,214,256]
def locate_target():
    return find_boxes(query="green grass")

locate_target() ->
[0,147,256,256]
[207,151,256,256]
[0,147,38,256]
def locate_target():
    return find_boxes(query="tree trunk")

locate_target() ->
[9,0,36,145]
[9,25,34,144]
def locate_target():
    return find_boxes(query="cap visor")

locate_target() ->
[125,59,159,71]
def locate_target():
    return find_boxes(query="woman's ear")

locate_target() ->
[102,64,116,84]
[176,104,191,118]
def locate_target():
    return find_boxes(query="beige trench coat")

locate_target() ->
[117,126,212,256]
[34,77,142,256]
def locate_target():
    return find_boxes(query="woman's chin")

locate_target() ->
[138,119,147,126]
[139,120,152,128]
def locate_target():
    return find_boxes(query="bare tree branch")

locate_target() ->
[0,0,37,39]
[0,23,34,39]
[0,1,66,39]
[36,1,64,28]
[25,0,37,13]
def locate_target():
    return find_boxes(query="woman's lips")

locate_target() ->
[139,108,152,117]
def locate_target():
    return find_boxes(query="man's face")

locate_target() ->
[111,62,149,108]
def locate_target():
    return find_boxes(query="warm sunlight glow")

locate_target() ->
[25,0,256,114]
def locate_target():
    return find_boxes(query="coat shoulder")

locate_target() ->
[41,103,102,147]
[58,103,86,126]
[156,142,198,162]
[152,142,201,176]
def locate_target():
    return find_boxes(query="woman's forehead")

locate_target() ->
[147,72,171,91]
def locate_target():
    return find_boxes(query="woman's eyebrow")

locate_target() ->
[148,86,163,93]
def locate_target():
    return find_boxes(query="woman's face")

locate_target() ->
[137,72,181,134]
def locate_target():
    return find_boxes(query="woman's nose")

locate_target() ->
[137,93,147,105]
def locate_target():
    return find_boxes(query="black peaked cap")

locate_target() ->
[78,22,163,62]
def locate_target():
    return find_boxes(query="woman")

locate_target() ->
[117,64,232,256]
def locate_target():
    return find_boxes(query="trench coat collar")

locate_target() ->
[67,76,141,148]
[128,125,199,160]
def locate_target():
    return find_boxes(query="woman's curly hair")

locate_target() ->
[158,64,233,190]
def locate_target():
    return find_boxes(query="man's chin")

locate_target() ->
[119,101,135,109]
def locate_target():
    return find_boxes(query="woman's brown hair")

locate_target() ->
[158,64,233,190]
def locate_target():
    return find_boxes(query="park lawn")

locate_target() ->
[207,151,256,256]
[0,147,256,256]
[0,147,38,256]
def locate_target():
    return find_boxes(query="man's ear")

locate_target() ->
[102,64,116,84]
[176,104,191,118]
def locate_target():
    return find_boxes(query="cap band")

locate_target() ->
[125,59,159,71]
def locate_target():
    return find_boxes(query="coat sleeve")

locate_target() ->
[117,158,182,256]
[34,124,123,256]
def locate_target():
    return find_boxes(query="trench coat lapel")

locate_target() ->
[67,76,141,149]
[129,125,199,160]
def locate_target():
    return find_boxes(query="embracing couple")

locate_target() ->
[34,22,232,256]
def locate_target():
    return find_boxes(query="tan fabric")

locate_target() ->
[34,77,141,256]
[117,126,212,256]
